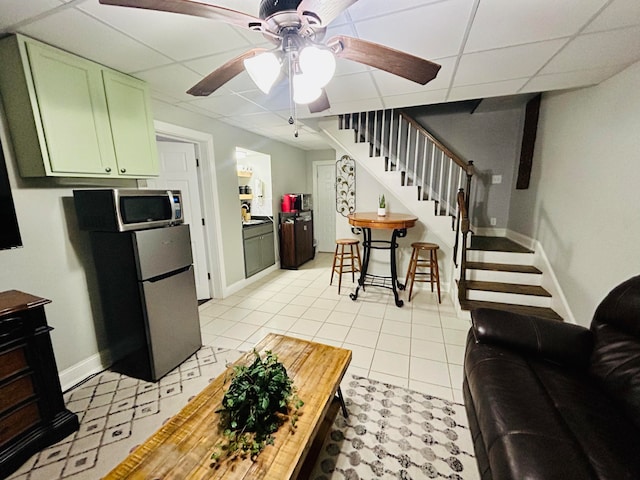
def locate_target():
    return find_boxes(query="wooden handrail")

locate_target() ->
[398,110,472,174]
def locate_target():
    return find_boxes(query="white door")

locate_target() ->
[146,141,210,300]
[314,162,336,252]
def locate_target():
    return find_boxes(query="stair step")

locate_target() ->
[466,262,541,274]
[469,236,533,253]
[459,299,563,322]
[466,280,551,297]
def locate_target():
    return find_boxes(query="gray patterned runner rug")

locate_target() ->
[310,375,478,480]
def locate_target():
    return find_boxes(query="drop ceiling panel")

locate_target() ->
[465,0,607,52]
[135,64,205,102]
[521,66,623,93]
[0,0,61,30]
[584,0,640,33]
[382,90,448,110]
[454,39,567,86]
[324,72,379,104]
[354,0,476,60]
[78,1,252,61]
[347,0,443,22]
[18,8,171,73]
[448,79,530,103]
[541,26,640,73]
[186,92,265,116]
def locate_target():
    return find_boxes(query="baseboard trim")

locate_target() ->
[59,351,110,393]
[222,263,281,298]
[472,227,507,237]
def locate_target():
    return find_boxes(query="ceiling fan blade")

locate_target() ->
[98,0,265,32]
[187,48,267,97]
[308,89,330,113]
[328,35,441,85]
[297,0,359,27]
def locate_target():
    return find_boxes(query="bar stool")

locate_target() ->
[330,239,362,294]
[405,242,441,303]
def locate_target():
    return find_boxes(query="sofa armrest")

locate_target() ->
[471,308,594,369]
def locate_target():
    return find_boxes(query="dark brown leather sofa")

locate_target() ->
[463,275,640,480]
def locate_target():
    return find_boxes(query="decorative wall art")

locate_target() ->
[335,155,355,217]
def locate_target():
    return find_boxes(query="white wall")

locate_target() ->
[411,106,524,229]
[508,60,640,326]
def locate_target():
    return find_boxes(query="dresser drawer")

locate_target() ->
[0,401,41,448]
[0,346,28,382]
[0,374,36,414]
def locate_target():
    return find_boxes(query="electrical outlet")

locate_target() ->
[491,175,502,184]
[490,217,497,226]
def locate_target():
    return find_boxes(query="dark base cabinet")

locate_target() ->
[279,211,314,269]
[0,291,79,479]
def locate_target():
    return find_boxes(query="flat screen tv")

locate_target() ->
[0,138,22,250]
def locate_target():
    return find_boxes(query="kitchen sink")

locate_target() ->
[242,219,268,226]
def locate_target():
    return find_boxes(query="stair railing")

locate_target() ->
[339,109,474,227]
[455,188,471,302]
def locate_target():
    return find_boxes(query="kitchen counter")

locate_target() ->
[242,217,273,228]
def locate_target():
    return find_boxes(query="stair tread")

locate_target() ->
[460,299,563,321]
[469,236,533,253]
[466,262,542,274]
[466,280,551,297]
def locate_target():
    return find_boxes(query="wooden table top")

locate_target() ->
[0,290,50,317]
[348,212,418,230]
[105,334,352,480]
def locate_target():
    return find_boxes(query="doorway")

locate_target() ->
[313,160,336,252]
[151,121,224,300]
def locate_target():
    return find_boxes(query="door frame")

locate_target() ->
[154,120,224,299]
[312,159,336,253]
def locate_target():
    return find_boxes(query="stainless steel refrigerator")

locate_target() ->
[89,224,202,381]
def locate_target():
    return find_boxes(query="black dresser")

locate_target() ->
[0,291,79,478]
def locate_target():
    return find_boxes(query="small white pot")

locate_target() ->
[377,207,386,216]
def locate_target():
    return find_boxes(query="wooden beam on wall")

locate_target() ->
[516,93,542,190]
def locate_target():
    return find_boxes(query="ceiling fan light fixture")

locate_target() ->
[299,45,336,88]
[244,51,281,94]
[293,73,322,104]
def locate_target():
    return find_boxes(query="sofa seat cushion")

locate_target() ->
[465,331,640,480]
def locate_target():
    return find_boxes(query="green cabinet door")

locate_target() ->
[25,41,117,175]
[103,70,158,177]
[261,232,276,269]
[244,235,263,278]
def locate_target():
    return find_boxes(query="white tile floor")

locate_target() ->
[199,253,472,403]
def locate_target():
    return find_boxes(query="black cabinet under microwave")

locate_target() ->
[73,189,183,232]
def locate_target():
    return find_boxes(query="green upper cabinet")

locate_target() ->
[0,34,158,178]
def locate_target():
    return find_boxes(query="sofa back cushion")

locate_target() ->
[590,275,640,429]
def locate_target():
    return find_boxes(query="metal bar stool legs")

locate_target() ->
[404,242,441,303]
[330,239,361,294]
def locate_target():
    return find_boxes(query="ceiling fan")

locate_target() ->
[99,0,441,117]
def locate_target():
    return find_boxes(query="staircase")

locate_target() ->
[323,109,563,321]
[460,236,562,321]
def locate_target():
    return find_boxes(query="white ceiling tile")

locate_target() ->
[454,39,567,86]
[18,8,171,73]
[541,26,640,74]
[447,79,530,103]
[135,64,205,102]
[585,0,640,33]
[382,89,449,110]
[175,102,223,119]
[348,0,443,22]
[232,112,290,128]
[78,1,251,61]
[314,97,385,117]
[522,65,627,93]
[465,0,607,52]
[187,92,265,116]
[241,83,293,111]
[371,57,456,96]
[325,72,379,104]
[354,0,476,60]
[0,0,61,31]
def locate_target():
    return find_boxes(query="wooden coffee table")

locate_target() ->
[105,334,352,479]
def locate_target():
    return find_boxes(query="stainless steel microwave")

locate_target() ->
[73,189,183,232]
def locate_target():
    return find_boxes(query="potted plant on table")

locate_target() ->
[378,194,386,216]
[211,350,303,464]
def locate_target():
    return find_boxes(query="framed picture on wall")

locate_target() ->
[0,136,22,249]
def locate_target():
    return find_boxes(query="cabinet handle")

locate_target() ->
[120,168,126,173]
[105,167,112,173]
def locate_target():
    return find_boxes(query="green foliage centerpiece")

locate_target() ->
[211,350,303,464]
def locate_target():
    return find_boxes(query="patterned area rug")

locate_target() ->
[8,346,243,480]
[310,376,478,480]
[8,349,478,480]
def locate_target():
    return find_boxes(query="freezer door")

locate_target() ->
[132,224,193,280]
[141,265,202,380]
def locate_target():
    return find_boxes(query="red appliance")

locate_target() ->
[281,194,298,213]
